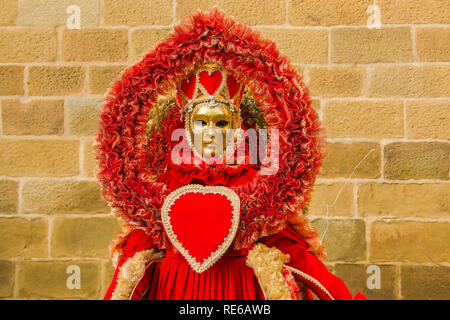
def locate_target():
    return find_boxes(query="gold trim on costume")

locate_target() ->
[112,251,121,269]
[284,265,334,300]
[161,184,241,273]
[111,249,164,300]
[246,243,292,300]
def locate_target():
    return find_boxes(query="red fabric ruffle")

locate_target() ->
[158,164,257,190]
[104,229,157,300]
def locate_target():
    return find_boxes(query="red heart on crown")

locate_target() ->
[227,74,240,99]
[199,70,223,95]
[161,185,240,273]
[181,73,196,100]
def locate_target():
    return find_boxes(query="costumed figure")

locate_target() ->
[96,9,366,300]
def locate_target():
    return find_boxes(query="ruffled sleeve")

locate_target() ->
[104,229,163,300]
[261,225,366,300]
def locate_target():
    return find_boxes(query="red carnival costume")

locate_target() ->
[96,9,366,300]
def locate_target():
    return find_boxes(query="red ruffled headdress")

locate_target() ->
[95,8,326,257]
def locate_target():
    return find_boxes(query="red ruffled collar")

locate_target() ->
[157,123,258,190]
[158,161,257,191]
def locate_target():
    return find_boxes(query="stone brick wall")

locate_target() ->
[0,0,448,300]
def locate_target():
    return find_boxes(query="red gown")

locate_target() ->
[146,245,265,300]
[104,162,366,300]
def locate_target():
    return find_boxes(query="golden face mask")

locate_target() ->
[189,99,238,158]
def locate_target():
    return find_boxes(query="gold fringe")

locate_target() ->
[241,89,267,129]
[285,265,334,300]
[111,249,164,300]
[146,94,176,136]
[246,243,292,300]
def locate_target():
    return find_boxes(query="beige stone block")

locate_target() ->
[258,28,328,64]
[0,139,79,177]
[28,66,85,96]
[406,100,450,139]
[334,263,398,300]
[88,65,127,94]
[0,180,18,214]
[22,180,109,214]
[104,0,172,26]
[62,29,128,62]
[51,216,121,258]
[368,65,450,98]
[0,29,56,62]
[378,0,450,24]
[18,0,99,27]
[0,66,24,95]
[323,100,403,138]
[311,99,320,112]
[370,221,450,262]
[0,0,17,26]
[401,265,450,300]
[331,27,413,63]
[0,260,14,297]
[307,66,365,97]
[384,142,449,180]
[67,97,102,136]
[358,183,449,218]
[1,99,64,135]
[83,139,96,177]
[131,28,171,62]
[176,0,286,25]
[17,260,100,299]
[312,219,366,262]
[416,28,450,62]
[320,142,381,179]
[288,0,372,26]
[0,217,48,258]
[308,182,354,217]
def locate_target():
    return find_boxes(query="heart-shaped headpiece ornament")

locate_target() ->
[161,184,241,273]
[175,64,245,119]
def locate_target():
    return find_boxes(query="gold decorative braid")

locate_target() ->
[240,89,267,130]
[284,265,334,300]
[246,242,292,300]
[146,94,176,136]
[111,249,164,300]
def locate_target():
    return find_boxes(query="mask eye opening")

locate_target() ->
[216,120,229,128]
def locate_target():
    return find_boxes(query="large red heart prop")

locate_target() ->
[161,185,240,273]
